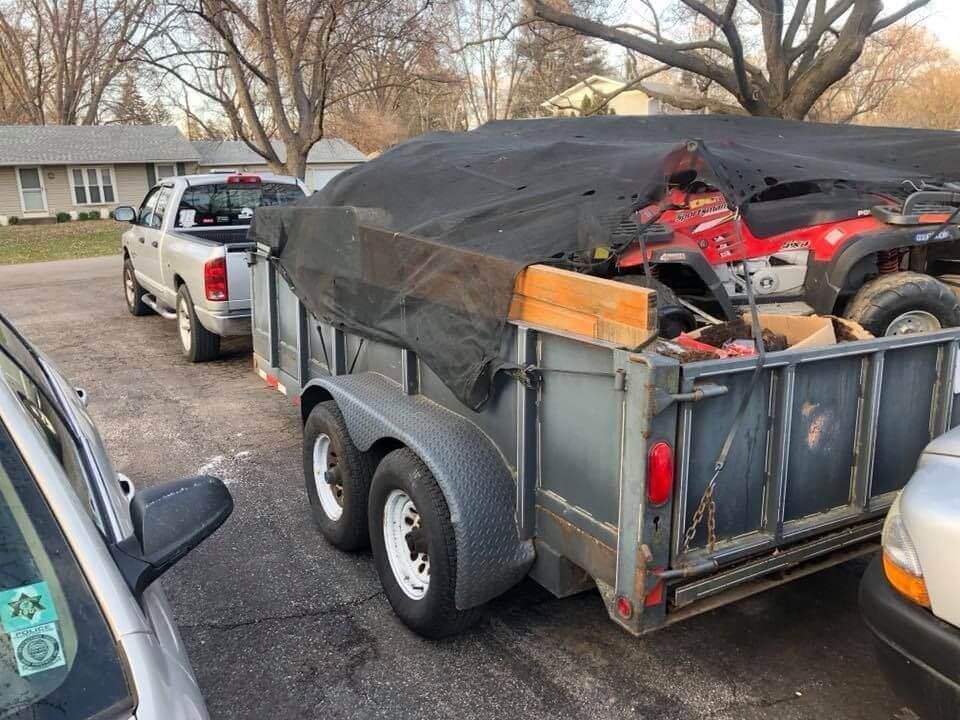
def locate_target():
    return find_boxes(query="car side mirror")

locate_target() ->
[111,475,233,595]
[113,206,136,223]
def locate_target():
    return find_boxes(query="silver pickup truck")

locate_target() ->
[114,173,307,361]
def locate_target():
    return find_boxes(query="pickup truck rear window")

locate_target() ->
[175,182,304,228]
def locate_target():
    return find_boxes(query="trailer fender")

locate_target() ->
[301,372,535,610]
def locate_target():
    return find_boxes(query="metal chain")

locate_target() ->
[682,463,722,553]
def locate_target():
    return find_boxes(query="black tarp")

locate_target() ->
[249,115,960,408]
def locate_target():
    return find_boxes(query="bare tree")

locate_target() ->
[448,0,529,124]
[144,0,433,177]
[328,8,466,152]
[523,0,934,119]
[0,0,163,124]
[868,59,960,130]
[809,24,945,124]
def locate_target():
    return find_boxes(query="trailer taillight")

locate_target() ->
[647,442,674,506]
[204,257,228,301]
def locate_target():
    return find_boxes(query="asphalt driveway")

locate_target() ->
[0,256,910,720]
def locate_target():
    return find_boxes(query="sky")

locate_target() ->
[925,0,960,54]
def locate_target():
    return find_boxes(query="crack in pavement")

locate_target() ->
[179,590,385,632]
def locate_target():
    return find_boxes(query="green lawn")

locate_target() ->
[0,220,120,265]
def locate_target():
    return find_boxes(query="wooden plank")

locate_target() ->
[508,265,657,348]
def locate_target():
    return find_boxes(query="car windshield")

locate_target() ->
[174,181,304,228]
[0,420,132,718]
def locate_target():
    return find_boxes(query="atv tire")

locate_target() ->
[844,271,960,337]
[619,275,696,339]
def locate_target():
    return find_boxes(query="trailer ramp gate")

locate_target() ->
[666,331,959,613]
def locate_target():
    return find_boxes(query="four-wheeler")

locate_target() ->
[610,179,960,338]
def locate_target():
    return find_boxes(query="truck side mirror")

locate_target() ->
[113,206,136,223]
[111,475,233,594]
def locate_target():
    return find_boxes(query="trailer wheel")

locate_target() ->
[123,259,151,316]
[303,401,374,551]
[369,448,481,638]
[176,285,221,362]
[844,271,960,337]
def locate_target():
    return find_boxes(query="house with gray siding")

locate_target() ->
[192,138,367,192]
[0,125,198,224]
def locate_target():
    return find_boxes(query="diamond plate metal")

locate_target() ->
[308,372,535,609]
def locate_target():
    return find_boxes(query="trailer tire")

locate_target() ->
[302,400,374,551]
[369,448,481,638]
[123,259,151,316]
[176,285,221,362]
[844,271,960,337]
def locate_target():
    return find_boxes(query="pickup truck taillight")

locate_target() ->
[204,257,228,301]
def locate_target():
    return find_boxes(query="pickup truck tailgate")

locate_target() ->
[226,244,253,311]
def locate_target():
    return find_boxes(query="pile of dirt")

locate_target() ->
[696,318,788,352]
[831,317,860,343]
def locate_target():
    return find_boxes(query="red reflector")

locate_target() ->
[615,596,633,619]
[644,580,664,607]
[647,442,674,506]
[204,256,228,301]
[226,174,261,184]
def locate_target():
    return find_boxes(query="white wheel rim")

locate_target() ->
[177,296,192,351]
[885,310,941,336]
[312,433,343,521]
[124,268,136,305]
[383,489,430,600]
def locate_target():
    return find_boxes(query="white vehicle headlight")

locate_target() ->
[881,493,930,607]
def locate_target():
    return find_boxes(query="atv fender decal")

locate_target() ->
[675,203,730,223]
[780,240,810,251]
[824,228,845,245]
[692,213,735,234]
[915,229,952,243]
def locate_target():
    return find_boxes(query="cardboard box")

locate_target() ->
[688,313,836,351]
[750,313,836,349]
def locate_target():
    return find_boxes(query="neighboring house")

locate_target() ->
[0,125,198,224]
[192,138,367,192]
[541,74,705,117]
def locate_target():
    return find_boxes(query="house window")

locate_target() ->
[155,163,176,180]
[16,168,46,212]
[71,167,115,205]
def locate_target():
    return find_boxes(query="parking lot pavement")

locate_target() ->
[0,255,909,720]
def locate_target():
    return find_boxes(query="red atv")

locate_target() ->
[614,180,960,338]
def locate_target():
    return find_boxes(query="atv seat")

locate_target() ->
[742,191,876,238]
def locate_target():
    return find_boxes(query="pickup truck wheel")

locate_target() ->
[123,259,151,316]
[176,285,221,362]
[844,271,960,337]
[302,401,373,551]
[369,448,481,638]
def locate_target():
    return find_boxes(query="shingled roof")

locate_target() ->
[0,125,198,166]
[193,138,367,166]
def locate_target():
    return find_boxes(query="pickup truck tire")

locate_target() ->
[123,259,151,316]
[844,272,960,337]
[302,400,374,551]
[176,285,221,362]
[369,448,481,638]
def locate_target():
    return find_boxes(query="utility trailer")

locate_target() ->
[249,245,960,636]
